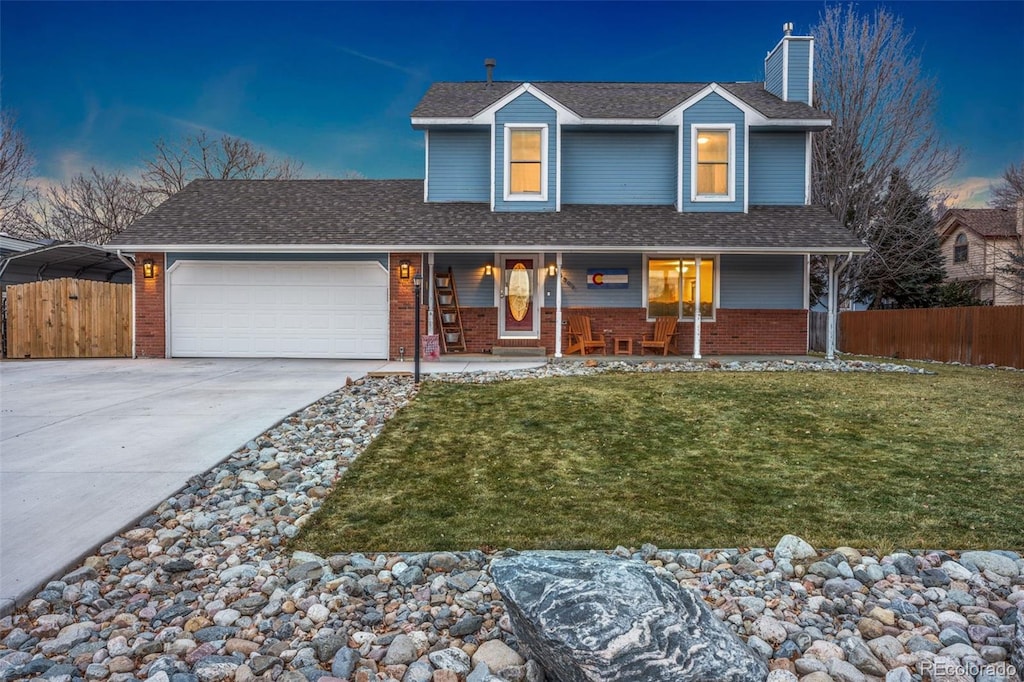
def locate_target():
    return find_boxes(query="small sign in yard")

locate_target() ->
[422,334,440,361]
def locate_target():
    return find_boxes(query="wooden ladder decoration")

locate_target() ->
[433,267,467,353]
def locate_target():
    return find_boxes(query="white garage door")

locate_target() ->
[168,261,388,358]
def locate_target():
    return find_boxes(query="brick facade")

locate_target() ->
[134,252,166,358]
[454,306,807,356]
[135,250,806,360]
[388,253,428,360]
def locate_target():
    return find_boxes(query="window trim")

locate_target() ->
[643,254,718,322]
[503,123,549,202]
[953,233,969,263]
[690,124,736,202]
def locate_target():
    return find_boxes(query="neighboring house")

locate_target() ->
[108,25,866,360]
[0,234,45,260]
[936,204,1024,306]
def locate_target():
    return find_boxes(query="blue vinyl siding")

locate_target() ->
[167,253,388,268]
[432,253,493,307]
[494,92,557,212]
[719,255,804,309]
[765,47,784,100]
[543,253,643,308]
[749,132,806,205]
[562,131,676,205]
[787,40,811,105]
[682,92,745,212]
[427,130,489,202]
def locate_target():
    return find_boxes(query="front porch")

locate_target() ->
[388,251,824,361]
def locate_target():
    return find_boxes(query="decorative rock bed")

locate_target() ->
[0,361,1020,682]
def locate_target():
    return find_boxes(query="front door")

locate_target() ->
[499,256,540,338]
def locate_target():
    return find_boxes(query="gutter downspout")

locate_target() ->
[115,250,137,359]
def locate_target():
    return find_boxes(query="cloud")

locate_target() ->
[334,45,425,78]
[938,177,997,208]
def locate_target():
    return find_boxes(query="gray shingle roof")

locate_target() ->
[411,81,829,121]
[109,180,866,253]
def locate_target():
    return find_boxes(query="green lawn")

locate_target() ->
[293,361,1024,553]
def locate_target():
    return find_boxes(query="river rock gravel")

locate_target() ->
[1,361,1020,682]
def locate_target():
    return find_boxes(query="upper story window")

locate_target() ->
[691,125,735,202]
[953,233,968,263]
[504,124,548,201]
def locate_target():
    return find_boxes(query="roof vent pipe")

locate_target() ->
[484,58,496,86]
[783,22,793,36]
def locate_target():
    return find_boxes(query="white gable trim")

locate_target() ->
[467,83,583,125]
[658,83,767,126]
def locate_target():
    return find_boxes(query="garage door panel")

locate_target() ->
[169,261,388,359]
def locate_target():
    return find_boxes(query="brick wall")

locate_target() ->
[388,253,427,360]
[135,252,166,358]
[452,306,807,356]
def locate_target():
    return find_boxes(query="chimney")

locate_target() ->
[764,22,814,105]
[484,58,496,86]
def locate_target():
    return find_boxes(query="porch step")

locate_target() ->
[491,346,547,357]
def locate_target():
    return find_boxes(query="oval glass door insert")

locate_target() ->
[508,263,531,322]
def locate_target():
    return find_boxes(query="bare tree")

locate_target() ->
[811,5,960,306]
[0,111,36,233]
[18,168,150,244]
[990,161,1024,210]
[141,130,304,205]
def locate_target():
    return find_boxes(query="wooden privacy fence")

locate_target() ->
[5,278,132,358]
[839,306,1024,369]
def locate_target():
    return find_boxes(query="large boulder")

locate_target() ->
[1012,602,1023,674]
[490,552,767,682]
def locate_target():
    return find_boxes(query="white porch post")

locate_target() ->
[825,255,837,360]
[554,251,563,358]
[692,256,702,359]
[427,252,436,335]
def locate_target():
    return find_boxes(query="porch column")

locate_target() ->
[825,255,837,360]
[427,252,435,335]
[692,256,702,359]
[554,251,563,358]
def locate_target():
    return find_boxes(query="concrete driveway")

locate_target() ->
[0,358,384,615]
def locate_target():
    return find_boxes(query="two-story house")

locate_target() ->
[109,25,866,360]
[935,204,1024,306]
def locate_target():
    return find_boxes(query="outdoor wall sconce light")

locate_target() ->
[399,260,411,279]
[142,259,155,279]
[484,263,493,276]
[547,264,557,277]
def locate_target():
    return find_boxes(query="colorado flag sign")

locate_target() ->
[586,268,629,289]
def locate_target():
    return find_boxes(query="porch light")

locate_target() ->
[697,136,709,144]
[399,260,411,279]
[547,264,557,277]
[142,259,155,279]
[484,263,493,276]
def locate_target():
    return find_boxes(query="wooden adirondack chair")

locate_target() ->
[565,314,606,355]
[641,316,679,355]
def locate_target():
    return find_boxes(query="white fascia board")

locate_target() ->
[658,83,768,126]
[421,115,673,127]
[423,130,430,202]
[121,243,869,255]
[782,39,790,101]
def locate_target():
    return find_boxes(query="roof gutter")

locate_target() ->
[107,243,871,256]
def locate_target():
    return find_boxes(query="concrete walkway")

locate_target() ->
[0,358,384,615]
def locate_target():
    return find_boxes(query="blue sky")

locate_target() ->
[2,1,1022,207]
